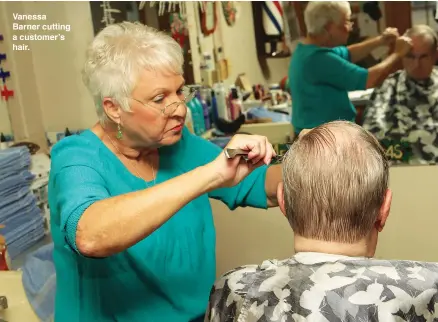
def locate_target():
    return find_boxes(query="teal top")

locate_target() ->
[48,127,268,322]
[289,43,369,134]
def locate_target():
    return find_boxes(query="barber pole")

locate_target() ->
[261,1,284,56]
[262,1,284,37]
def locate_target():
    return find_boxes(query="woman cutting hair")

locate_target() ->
[49,22,282,322]
[289,1,413,135]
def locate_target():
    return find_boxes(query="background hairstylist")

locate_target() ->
[289,1,413,135]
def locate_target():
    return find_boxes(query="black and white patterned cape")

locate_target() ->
[207,253,438,321]
[362,69,438,165]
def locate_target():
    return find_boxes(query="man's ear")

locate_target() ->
[375,189,392,232]
[277,182,287,217]
[102,97,122,124]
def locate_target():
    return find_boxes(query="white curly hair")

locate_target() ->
[82,22,184,123]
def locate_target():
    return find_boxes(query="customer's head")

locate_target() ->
[403,25,437,80]
[83,22,190,148]
[278,121,391,257]
[304,1,352,46]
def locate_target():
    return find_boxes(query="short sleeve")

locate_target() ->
[332,46,351,61]
[180,128,268,210]
[49,137,110,254]
[307,49,368,91]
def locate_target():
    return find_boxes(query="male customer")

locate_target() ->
[207,121,438,321]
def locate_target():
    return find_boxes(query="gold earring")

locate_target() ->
[116,123,122,140]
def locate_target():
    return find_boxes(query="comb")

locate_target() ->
[224,148,249,160]
[224,148,285,164]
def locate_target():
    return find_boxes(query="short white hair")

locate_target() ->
[304,1,351,36]
[282,121,389,243]
[82,22,184,123]
[405,24,438,51]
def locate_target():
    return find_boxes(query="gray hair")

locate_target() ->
[82,22,184,124]
[405,24,438,51]
[282,121,389,243]
[304,1,351,36]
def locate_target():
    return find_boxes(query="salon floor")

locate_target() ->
[10,234,52,270]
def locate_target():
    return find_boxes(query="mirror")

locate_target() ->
[264,1,438,167]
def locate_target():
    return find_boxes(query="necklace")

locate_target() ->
[105,132,156,187]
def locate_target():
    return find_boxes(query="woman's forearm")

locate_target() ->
[76,164,222,258]
[348,36,384,63]
[366,52,402,89]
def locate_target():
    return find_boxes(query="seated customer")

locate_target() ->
[363,25,438,165]
[207,121,438,322]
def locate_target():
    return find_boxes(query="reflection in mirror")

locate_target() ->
[363,3,438,166]
[89,1,140,35]
[287,1,438,166]
[363,2,438,167]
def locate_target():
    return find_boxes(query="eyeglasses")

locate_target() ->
[131,86,197,116]
[404,53,433,63]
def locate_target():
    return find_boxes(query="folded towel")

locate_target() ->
[0,191,37,223]
[22,243,55,322]
[0,170,35,198]
[7,225,46,259]
[0,147,31,179]
[2,204,42,239]
[0,146,48,261]
[0,186,34,209]
[5,214,45,259]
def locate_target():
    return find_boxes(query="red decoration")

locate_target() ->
[170,13,188,48]
[1,85,14,101]
[200,2,218,36]
[0,225,8,271]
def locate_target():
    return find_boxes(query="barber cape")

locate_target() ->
[362,68,438,165]
[207,253,438,322]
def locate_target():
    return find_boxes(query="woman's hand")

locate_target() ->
[381,27,399,46]
[208,134,276,188]
[394,36,412,56]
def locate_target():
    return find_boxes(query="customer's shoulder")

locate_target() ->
[213,259,293,294]
[369,258,438,272]
[208,264,261,321]
[383,69,405,85]
[370,70,404,96]
[208,259,293,321]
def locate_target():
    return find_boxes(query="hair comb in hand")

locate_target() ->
[224,148,285,164]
